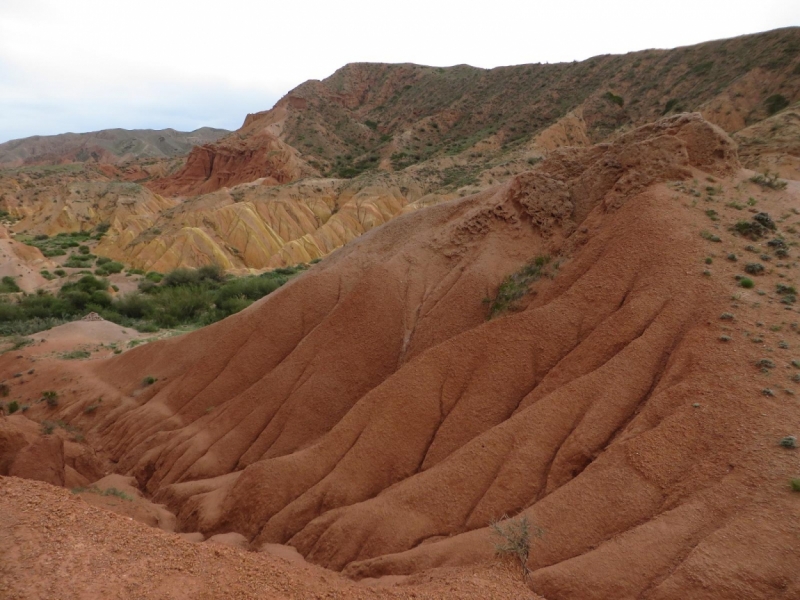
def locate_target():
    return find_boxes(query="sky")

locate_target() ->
[0,0,798,143]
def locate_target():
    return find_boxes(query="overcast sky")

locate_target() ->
[0,0,798,143]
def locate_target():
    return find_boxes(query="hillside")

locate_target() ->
[2,113,799,598]
[154,27,800,196]
[0,28,796,274]
[0,127,229,168]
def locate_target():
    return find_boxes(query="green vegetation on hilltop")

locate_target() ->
[279,28,800,179]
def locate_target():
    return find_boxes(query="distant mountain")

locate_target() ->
[0,127,230,167]
[153,27,799,197]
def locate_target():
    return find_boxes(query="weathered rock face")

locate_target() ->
[10,115,796,599]
[9,434,66,487]
[97,174,427,272]
[147,132,318,198]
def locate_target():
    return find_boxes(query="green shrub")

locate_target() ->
[744,263,764,275]
[603,91,624,107]
[750,172,787,191]
[0,276,21,293]
[487,256,552,319]
[163,268,201,287]
[765,94,789,115]
[95,261,124,275]
[64,255,95,268]
[740,278,755,289]
[43,390,58,406]
[779,436,797,449]
[6,400,19,414]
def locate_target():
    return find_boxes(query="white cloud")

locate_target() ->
[0,0,798,142]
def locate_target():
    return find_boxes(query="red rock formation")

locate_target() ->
[4,115,800,598]
[9,434,65,486]
[148,132,317,197]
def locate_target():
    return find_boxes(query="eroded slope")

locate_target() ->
[3,114,799,599]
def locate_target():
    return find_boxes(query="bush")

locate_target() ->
[765,94,789,115]
[490,515,542,578]
[0,276,21,293]
[779,436,797,449]
[65,255,94,268]
[744,263,765,275]
[487,256,552,319]
[95,261,124,275]
[114,293,152,319]
[740,278,755,289]
[6,400,19,414]
[163,268,201,287]
[43,390,58,407]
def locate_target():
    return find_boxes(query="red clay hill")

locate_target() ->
[3,113,800,598]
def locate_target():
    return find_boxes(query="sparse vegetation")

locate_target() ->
[71,486,133,501]
[744,263,765,275]
[749,172,787,191]
[490,514,541,578]
[0,276,21,293]
[765,94,789,115]
[486,256,553,319]
[61,349,91,360]
[779,436,797,449]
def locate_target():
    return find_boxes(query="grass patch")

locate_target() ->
[750,172,787,191]
[61,349,91,360]
[485,256,553,319]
